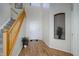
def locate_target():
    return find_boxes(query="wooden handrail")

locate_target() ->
[3,9,26,56]
[9,9,25,33]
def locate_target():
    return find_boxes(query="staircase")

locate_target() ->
[3,9,25,56]
[0,18,16,56]
[0,4,25,56]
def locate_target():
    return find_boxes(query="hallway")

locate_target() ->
[19,40,72,56]
[0,3,78,56]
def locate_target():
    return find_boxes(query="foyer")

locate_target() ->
[0,3,79,56]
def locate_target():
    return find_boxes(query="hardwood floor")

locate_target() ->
[19,40,73,56]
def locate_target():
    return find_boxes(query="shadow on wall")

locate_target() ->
[0,30,2,38]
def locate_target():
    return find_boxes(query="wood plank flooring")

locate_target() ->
[19,40,73,56]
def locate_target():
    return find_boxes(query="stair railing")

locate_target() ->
[3,9,26,56]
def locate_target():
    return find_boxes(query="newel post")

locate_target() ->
[3,29,9,56]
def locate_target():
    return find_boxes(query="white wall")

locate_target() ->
[71,3,79,56]
[42,9,50,46]
[25,4,50,43]
[49,3,72,52]
[0,3,10,29]
[25,6,43,40]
